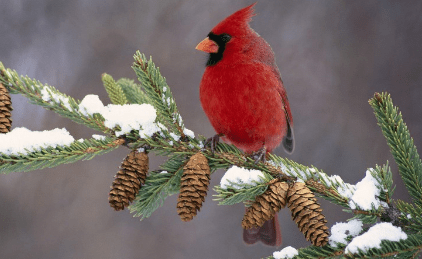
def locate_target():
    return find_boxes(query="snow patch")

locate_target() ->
[329,219,363,247]
[220,166,266,189]
[345,222,407,254]
[273,246,298,259]
[0,127,74,155]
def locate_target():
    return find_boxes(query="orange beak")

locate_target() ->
[195,37,219,53]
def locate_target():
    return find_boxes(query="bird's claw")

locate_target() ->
[251,146,267,164]
[204,134,220,154]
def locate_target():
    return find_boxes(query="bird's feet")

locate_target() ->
[251,146,267,164]
[204,134,222,154]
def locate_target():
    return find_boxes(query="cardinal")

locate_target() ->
[196,3,294,246]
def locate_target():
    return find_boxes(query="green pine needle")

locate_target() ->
[369,92,422,207]
[116,78,150,104]
[101,73,127,105]
[0,137,120,174]
[132,51,185,138]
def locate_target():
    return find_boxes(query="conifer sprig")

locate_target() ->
[265,233,422,259]
[0,137,122,174]
[1,54,421,259]
[132,51,186,138]
[116,78,150,105]
[101,73,127,105]
[0,62,110,133]
[369,92,422,207]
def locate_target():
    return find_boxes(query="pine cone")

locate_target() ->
[242,180,289,229]
[287,182,329,246]
[0,83,12,133]
[177,152,211,222]
[109,150,149,211]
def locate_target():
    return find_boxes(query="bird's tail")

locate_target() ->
[243,212,282,246]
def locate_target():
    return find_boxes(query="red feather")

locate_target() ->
[197,3,294,246]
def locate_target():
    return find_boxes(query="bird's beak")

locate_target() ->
[195,37,218,53]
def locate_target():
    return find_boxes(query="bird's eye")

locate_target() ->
[220,34,231,42]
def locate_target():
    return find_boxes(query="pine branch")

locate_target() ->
[266,233,422,259]
[213,180,270,206]
[0,137,123,174]
[395,200,422,232]
[0,63,110,133]
[369,92,422,207]
[101,73,127,105]
[2,53,422,259]
[132,51,186,138]
[129,154,187,220]
[116,78,150,104]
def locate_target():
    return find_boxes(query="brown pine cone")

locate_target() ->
[177,152,211,222]
[109,150,149,211]
[242,180,289,229]
[287,182,329,247]
[0,83,12,133]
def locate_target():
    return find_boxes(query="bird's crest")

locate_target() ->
[211,3,257,36]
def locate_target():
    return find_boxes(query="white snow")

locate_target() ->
[102,104,160,137]
[0,127,74,155]
[220,166,266,189]
[78,95,161,138]
[349,169,381,210]
[329,219,363,247]
[337,182,356,200]
[41,87,72,110]
[92,134,106,141]
[79,94,105,116]
[345,222,407,254]
[183,128,195,138]
[169,132,180,141]
[273,246,298,259]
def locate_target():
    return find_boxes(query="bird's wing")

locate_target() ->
[277,78,294,154]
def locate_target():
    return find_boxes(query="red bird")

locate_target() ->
[196,4,294,246]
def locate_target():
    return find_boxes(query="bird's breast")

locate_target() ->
[199,62,287,153]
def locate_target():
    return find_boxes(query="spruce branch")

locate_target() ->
[0,62,110,133]
[116,78,150,104]
[101,73,127,105]
[369,92,422,206]
[0,137,122,174]
[2,53,422,259]
[132,51,186,138]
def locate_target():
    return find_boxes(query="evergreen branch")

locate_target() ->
[101,73,127,105]
[264,245,343,259]
[395,200,422,232]
[0,63,110,133]
[371,162,395,204]
[343,233,422,258]
[132,51,186,138]
[213,180,270,206]
[369,92,422,206]
[0,137,123,174]
[2,52,421,259]
[129,155,187,220]
[116,78,150,104]
[265,233,422,259]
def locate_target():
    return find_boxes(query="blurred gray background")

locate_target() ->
[1,0,421,258]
